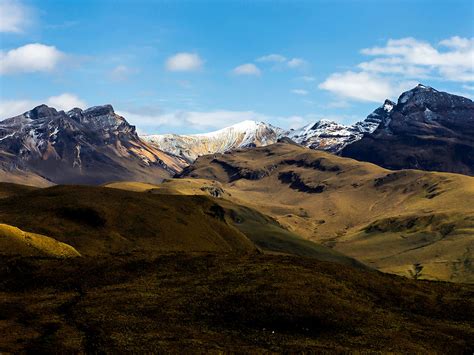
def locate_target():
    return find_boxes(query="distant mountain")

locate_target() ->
[0,104,186,185]
[287,100,394,152]
[341,84,474,175]
[142,120,285,162]
[142,107,396,162]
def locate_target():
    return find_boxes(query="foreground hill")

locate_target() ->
[180,142,474,282]
[0,253,472,352]
[341,84,474,175]
[0,105,186,185]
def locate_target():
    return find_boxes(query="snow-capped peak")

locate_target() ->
[197,120,267,137]
[142,120,284,162]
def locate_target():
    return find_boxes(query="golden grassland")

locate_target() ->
[177,143,474,282]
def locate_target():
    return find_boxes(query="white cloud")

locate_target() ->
[319,71,415,102]
[109,65,139,81]
[462,85,474,91]
[439,36,473,50]
[0,0,31,33]
[232,63,261,76]
[320,36,474,102]
[165,52,203,72]
[0,93,86,119]
[0,43,65,74]
[256,54,287,62]
[360,36,474,82]
[46,93,86,111]
[287,58,307,69]
[291,89,308,95]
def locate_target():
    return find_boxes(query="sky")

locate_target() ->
[0,0,473,135]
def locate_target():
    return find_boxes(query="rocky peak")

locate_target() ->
[397,84,473,115]
[83,104,115,117]
[27,105,61,120]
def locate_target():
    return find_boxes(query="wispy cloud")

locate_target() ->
[165,52,203,72]
[232,63,261,76]
[291,89,308,95]
[109,65,139,82]
[0,93,86,119]
[256,54,287,63]
[256,54,309,71]
[298,75,316,82]
[287,58,308,69]
[0,0,31,33]
[0,43,66,75]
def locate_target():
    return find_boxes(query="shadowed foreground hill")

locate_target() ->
[0,254,472,352]
[179,142,474,283]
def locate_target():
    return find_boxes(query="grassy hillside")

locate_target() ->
[0,185,255,256]
[0,253,472,353]
[179,142,474,282]
[0,224,80,258]
[0,183,362,267]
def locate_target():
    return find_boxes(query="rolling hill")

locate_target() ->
[179,141,474,282]
[0,182,362,267]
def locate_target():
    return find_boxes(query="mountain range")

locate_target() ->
[1,84,472,186]
[146,84,474,176]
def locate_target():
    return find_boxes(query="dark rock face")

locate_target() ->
[278,171,325,193]
[341,85,474,176]
[0,105,182,184]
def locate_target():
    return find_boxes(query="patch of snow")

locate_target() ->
[384,102,394,112]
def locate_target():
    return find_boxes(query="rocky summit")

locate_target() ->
[0,104,186,185]
[341,84,474,175]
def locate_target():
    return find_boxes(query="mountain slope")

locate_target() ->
[341,84,474,175]
[142,120,284,162]
[0,104,187,185]
[179,141,474,282]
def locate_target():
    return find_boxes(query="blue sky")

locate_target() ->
[1,0,473,134]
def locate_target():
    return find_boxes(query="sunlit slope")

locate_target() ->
[105,181,365,267]
[0,183,364,267]
[179,142,474,282]
[0,223,80,258]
